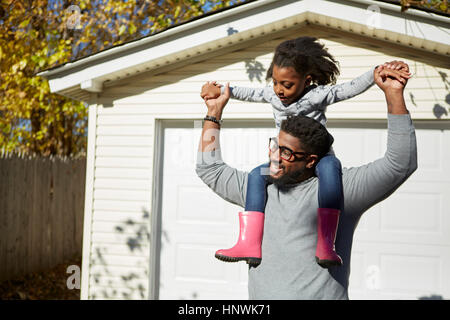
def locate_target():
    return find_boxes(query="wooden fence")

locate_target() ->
[0,154,86,282]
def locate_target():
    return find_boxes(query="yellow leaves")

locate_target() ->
[129,22,137,35]
[18,19,30,29]
[38,89,44,102]
[118,25,126,36]
[1,0,243,156]
[35,131,44,141]
[11,63,19,73]
[39,58,46,68]
[18,59,27,70]
[399,0,449,13]
[174,6,181,19]
[2,123,11,135]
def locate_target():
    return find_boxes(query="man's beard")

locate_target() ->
[266,163,308,187]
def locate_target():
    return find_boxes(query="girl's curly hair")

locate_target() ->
[266,37,340,85]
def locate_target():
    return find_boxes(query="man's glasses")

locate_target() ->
[269,137,309,162]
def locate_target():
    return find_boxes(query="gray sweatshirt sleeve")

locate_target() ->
[309,69,375,109]
[342,113,418,217]
[221,85,270,103]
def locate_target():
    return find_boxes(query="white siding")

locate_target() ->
[84,107,155,299]
[84,26,450,299]
[104,33,448,119]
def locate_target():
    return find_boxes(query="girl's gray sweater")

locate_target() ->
[225,69,374,130]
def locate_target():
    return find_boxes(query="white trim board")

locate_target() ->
[80,100,98,300]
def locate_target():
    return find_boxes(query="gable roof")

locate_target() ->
[37,0,450,102]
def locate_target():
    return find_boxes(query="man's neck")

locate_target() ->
[292,170,316,184]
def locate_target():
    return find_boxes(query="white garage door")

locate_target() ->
[157,120,450,300]
[331,123,450,300]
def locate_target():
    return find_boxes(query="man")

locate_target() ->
[195,65,417,299]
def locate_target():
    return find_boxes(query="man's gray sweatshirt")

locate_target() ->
[226,70,374,130]
[195,114,417,300]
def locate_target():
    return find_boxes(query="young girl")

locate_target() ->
[201,37,410,268]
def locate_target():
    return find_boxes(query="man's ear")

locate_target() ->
[305,75,312,86]
[306,154,318,169]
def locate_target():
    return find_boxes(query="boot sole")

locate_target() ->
[215,254,261,266]
[315,256,342,268]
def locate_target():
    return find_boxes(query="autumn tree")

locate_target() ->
[2,0,445,157]
[0,0,246,157]
[397,0,449,13]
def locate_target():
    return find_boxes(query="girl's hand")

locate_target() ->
[201,81,222,100]
[374,66,409,92]
[204,82,231,119]
[381,60,411,76]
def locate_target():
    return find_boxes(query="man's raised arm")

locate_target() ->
[196,83,248,208]
[342,65,418,216]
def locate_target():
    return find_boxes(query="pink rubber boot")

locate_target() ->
[215,211,264,266]
[315,208,343,268]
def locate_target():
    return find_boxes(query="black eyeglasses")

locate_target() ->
[269,137,309,162]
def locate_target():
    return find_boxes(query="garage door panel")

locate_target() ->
[332,128,450,183]
[380,188,444,237]
[330,128,384,168]
[174,243,229,283]
[381,244,449,299]
[380,254,440,293]
[354,182,450,246]
[159,232,248,299]
[354,205,381,233]
[410,129,450,182]
[348,242,383,299]
[349,242,450,299]
[221,128,277,170]
[176,184,229,225]
[164,128,199,175]
[347,251,365,290]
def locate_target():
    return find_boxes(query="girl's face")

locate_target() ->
[272,65,312,105]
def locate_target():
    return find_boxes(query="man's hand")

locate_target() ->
[374,63,410,115]
[204,82,230,120]
[374,65,409,93]
[198,83,230,152]
[201,81,222,101]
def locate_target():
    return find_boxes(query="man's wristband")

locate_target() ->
[204,115,223,125]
